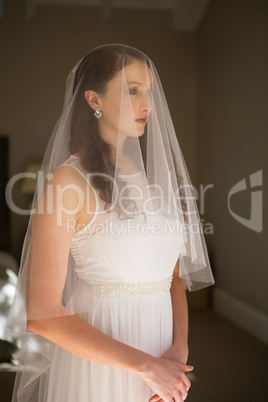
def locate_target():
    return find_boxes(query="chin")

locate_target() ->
[136,126,146,137]
[137,129,145,137]
[126,128,145,138]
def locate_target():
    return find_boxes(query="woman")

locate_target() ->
[5,44,214,402]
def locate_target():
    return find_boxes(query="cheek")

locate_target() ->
[130,98,139,115]
[121,108,136,130]
[102,95,137,133]
[118,98,134,121]
[103,97,120,124]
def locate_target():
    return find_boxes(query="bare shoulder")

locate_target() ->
[52,165,85,186]
[49,165,97,229]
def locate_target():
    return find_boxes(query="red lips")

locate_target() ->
[135,117,148,125]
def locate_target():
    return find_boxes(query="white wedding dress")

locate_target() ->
[45,155,183,402]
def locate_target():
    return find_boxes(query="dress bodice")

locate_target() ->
[60,155,183,285]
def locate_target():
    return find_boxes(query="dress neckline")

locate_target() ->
[70,154,142,178]
[118,170,142,178]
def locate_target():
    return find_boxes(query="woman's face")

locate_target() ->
[97,59,153,146]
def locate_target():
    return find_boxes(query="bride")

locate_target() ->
[5,44,214,402]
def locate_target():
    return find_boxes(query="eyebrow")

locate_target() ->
[127,81,153,87]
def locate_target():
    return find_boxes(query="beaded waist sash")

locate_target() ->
[76,276,173,298]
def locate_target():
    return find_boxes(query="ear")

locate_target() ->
[84,90,101,111]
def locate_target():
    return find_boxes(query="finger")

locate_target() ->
[180,389,188,401]
[172,392,186,402]
[181,363,194,372]
[178,388,188,401]
[148,394,163,402]
[182,373,191,390]
[177,380,188,401]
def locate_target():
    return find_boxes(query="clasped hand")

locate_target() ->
[140,346,193,402]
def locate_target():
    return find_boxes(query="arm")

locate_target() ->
[159,263,189,365]
[30,265,189,370]
[149,264,191,402]
[168,262,189,363]
[27,167,150,372]
[27,168,192,401]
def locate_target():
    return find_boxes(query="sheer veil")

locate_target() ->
[4,44,214,401]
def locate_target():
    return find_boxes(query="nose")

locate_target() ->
[141,94,152,115]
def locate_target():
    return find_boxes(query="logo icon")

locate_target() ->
[228,170,263,233]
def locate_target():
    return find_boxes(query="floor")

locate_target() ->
[0,311,267,401]
[187,311,268,401]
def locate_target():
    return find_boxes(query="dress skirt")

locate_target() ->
[46,287,173,402]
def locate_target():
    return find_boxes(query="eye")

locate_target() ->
[129,88,138,95]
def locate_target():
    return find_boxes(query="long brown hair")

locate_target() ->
[69,45,148,217]
[69,45,187,220]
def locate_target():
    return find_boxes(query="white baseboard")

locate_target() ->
[213,287,268,345]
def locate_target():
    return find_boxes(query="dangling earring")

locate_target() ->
[94,108,102,119]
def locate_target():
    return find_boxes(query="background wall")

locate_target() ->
[196,0,268,341]
[0,0,267,342]
[0,1,197,259]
